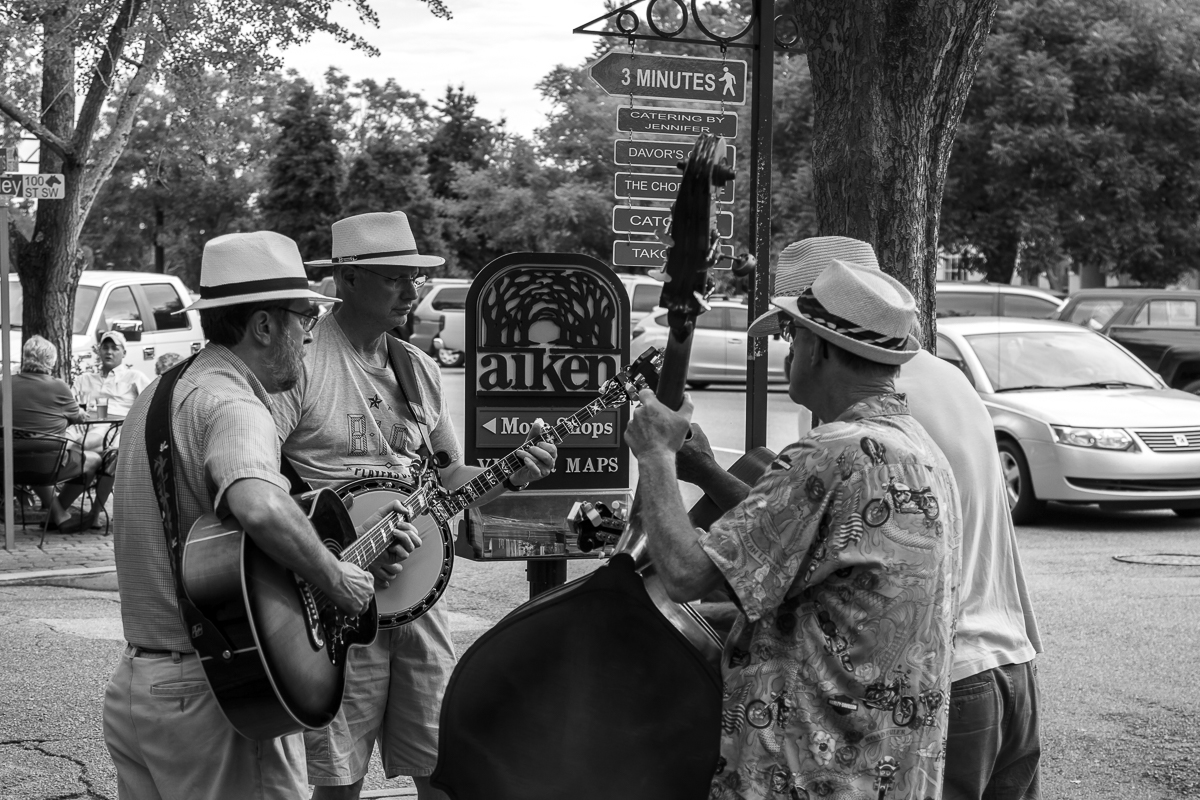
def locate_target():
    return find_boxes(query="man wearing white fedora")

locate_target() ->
[674,236,1043,800]
[103,231,419,799]
[626,252,963,800]
[276,211,558,800]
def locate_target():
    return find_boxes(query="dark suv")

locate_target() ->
[1058,288,1200,394]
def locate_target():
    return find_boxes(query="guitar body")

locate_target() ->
[180,488,378,740]
[335,477,454,627]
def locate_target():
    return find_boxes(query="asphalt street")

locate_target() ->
[2,374,1198,798]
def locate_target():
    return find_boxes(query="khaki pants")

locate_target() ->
[103,645,307,800]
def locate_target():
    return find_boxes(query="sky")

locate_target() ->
[278,0,607,138]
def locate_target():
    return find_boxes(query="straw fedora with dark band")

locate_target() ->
[773,259,920,365]
[182,231,340,312]
[306,211,444,269]
[747,236,880,337]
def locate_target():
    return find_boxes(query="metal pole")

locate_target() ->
[2,203,14,550]
[745,0,775,452]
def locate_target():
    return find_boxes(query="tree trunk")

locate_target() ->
[15,4,83,382]
[798,0,998,348]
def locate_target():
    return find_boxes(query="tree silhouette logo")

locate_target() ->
[478,268,618,350]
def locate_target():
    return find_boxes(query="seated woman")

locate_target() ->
[3,336,114,532]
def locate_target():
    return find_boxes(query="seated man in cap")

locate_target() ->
[275,211,558,800]
[102,230,418,800]
[625,252,962,800]
[75,329,150,418]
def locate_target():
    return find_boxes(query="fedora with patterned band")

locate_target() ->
[773,259,920,365]
[181,231,340,312]
[306,211,445,268]
[747,236,879,337]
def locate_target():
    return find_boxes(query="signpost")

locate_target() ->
[1,169,64,550]
[612,205,733,239]
[614,139,735,170]
[590,51,747,105]
[615,106,739,138]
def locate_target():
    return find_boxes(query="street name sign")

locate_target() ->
[615,171,733,203]
[612,206,733,239]
[614,139,736,170]
[2,147,17,173]
[616,106,739,138]
[613,239,735,269]
[0,173,64,199]
[590,51,747,105]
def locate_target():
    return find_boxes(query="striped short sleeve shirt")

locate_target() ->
[112,345,292,653]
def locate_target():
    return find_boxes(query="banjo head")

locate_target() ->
[335,477,454,628]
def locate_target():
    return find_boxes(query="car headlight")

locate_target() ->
[1051,426,1138,451]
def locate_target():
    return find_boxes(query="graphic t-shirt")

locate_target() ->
[273,314,462,491]
[699,394,962,800]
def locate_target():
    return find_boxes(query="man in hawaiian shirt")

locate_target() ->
[626,257,962,800]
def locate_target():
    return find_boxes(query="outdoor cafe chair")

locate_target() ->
[1,429,92,548]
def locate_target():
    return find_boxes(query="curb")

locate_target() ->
[0,565,117,584]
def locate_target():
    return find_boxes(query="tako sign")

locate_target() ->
[614,139,736,170]
[462,253,633,560]
[616,105,738,138]
[613,239,734,269]
[590,51,746,105]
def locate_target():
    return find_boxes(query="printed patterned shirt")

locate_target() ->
[698,394,962,800]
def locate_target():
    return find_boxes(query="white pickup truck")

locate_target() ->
[7,270,204,380]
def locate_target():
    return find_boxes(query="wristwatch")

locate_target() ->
[503,475,529,492]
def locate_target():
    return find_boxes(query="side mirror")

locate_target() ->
[1086,318,1104,332]
[108,319,143,342]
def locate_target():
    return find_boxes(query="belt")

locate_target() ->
[125,644,187,660]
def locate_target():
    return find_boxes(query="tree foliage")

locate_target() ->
[940,0,1200,287]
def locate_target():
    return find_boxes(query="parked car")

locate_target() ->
[936,281,1064,320]
[1058,288,1200,395]
[936,316,1200,523]
[619,273,665,317]
[409,278,471,367]
[7,271,204,380]
[630,300,789,388]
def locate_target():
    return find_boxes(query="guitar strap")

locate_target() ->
[384,334,440,468]
[144,356,236,663]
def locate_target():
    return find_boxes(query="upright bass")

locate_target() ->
[433,134,735,800]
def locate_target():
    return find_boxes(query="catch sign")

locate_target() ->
[590,51,746,105]
[613,240,735,269]
[463,253,633,561]
[0,173,64,199]
[615,171,733,204]
[612,206,733,239]
[617,106,738,138]
[614,139,736,170]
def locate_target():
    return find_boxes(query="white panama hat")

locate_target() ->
[747,236,881,337]
[181,231,340,312]
[774,258,920,366]
[305,211,445,268]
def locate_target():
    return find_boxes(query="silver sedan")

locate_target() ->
[937,317,1200,523]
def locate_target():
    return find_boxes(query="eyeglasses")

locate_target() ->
[356,266,427,289]
[275,307,321,332]
[778,315,798,343]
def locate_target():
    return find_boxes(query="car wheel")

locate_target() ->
[997,439,1045,525]
[1172,507,1200,519]
[1181,379,1200,396]
[436,349,465,368]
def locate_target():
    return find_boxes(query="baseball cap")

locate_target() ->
[99,330,127,348]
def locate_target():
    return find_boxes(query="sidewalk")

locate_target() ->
[0,511,115,582]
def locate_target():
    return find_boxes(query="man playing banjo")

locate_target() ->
[274,211,558,800]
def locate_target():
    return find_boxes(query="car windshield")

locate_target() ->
[7,281,101,335]
[965,330,1158,392]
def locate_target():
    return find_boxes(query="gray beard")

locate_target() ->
[264,333,304,392]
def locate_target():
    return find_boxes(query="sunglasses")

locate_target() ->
[778,314,798,343]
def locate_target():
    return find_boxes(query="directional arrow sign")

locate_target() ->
[613,240,735,270]
[590,51,746,105]
[477,408,620,448]
[615,172,733,204]
[614,140,736,170]
[617,106,739,138]
[612,206,733,239]
[0,173,64,199]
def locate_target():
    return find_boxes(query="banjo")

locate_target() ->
[336,346,663,628]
